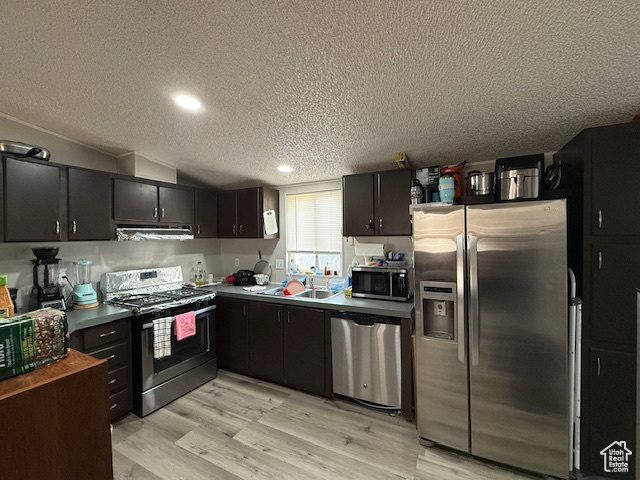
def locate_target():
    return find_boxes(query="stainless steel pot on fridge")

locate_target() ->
[465,171,495,196]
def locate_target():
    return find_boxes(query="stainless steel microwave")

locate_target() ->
[351,266,412,301]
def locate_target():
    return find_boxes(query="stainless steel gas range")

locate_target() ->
[102,266,217,417]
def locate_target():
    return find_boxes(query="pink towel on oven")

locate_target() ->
[174,311,196,341]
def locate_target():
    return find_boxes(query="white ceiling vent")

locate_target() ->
[117,152,177,184]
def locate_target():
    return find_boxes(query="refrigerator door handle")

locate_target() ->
[456,233,466,364]
[468,233,480,365]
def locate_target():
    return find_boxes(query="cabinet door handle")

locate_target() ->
[239,224,243,235]
[106,354,116,361]
[99,330,116,338]
[597,357,601,376]
[72,220,77,234]
[161,207,165,218]
[365,220,373,230]
[287,311,290,324]
[108,378,117,385]
[153,207,158,218]
[598,251,603,270]
[277,310,281,323]
[197,224,201,235]
[110,403,118,410]
[55,220,60,235]
[379,218,383,230]
[598,210,603,229]
[232,224,237,235]
[243,304,247,316]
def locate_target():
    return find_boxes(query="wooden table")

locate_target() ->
[0,349,113,480]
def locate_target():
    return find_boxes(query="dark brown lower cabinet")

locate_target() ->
[217,297,330,397]
[216,298,250,375]
[69,317,133,422]
[248,301,284,383]
[284,306,327,396]
[587,347,636,479]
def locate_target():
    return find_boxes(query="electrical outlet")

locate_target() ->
[275,259,284,270]
[234,258,240,267]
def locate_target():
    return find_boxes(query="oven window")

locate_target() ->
[353,272,390,296]
[154,312,211,373]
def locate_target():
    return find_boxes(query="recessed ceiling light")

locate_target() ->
[277,165,293,173]
[173,94,202,111]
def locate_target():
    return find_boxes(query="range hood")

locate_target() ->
[116,226,194,241]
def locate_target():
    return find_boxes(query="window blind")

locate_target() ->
[286,190,342,252]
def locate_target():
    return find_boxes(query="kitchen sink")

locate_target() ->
[295,289,341,300]
[258,286,341,301]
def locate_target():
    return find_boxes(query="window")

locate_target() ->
[286,189,342,274]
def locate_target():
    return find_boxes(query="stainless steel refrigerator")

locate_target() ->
[413,199,570,479]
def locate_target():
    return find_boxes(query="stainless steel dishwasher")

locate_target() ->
[331,311,402,409]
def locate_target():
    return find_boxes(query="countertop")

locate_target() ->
[64,283,414,332]
[207,283,415,318]
[65,303,134,334]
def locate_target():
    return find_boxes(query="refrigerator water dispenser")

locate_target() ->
[420,281,456,340]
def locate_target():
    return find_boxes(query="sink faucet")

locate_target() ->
[309,278,314,290]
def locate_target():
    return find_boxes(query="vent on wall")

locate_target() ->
[115,226,193,241]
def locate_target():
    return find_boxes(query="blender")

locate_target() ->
[73,259,98,307]
[28,247,66,311]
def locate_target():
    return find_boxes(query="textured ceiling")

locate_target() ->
[1,0,639,189]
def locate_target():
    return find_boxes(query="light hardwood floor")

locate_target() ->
[112,370,545,480]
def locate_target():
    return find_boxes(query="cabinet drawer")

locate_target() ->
[87,342,128,371]
[108,388,130,421]
[107,365,128,395]
[82,321,129,351]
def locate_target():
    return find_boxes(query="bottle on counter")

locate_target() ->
[190,262,207,286]
[0,275,15,318]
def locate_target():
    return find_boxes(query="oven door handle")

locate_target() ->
[142,304,216,329]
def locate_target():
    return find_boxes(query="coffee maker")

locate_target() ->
[29,247,66,311]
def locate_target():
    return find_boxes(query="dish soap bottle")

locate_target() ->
[190,262,206,286]
[0,275,15,318]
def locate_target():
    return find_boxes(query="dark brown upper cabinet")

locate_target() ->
[217,186,279,239]
[342,169,412,237]
[68,168,112,241]
[195,189,217,238]
[588,123,640,236]
[113,178,194,225]
[4,157,62,242]
[589,240,640,347]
